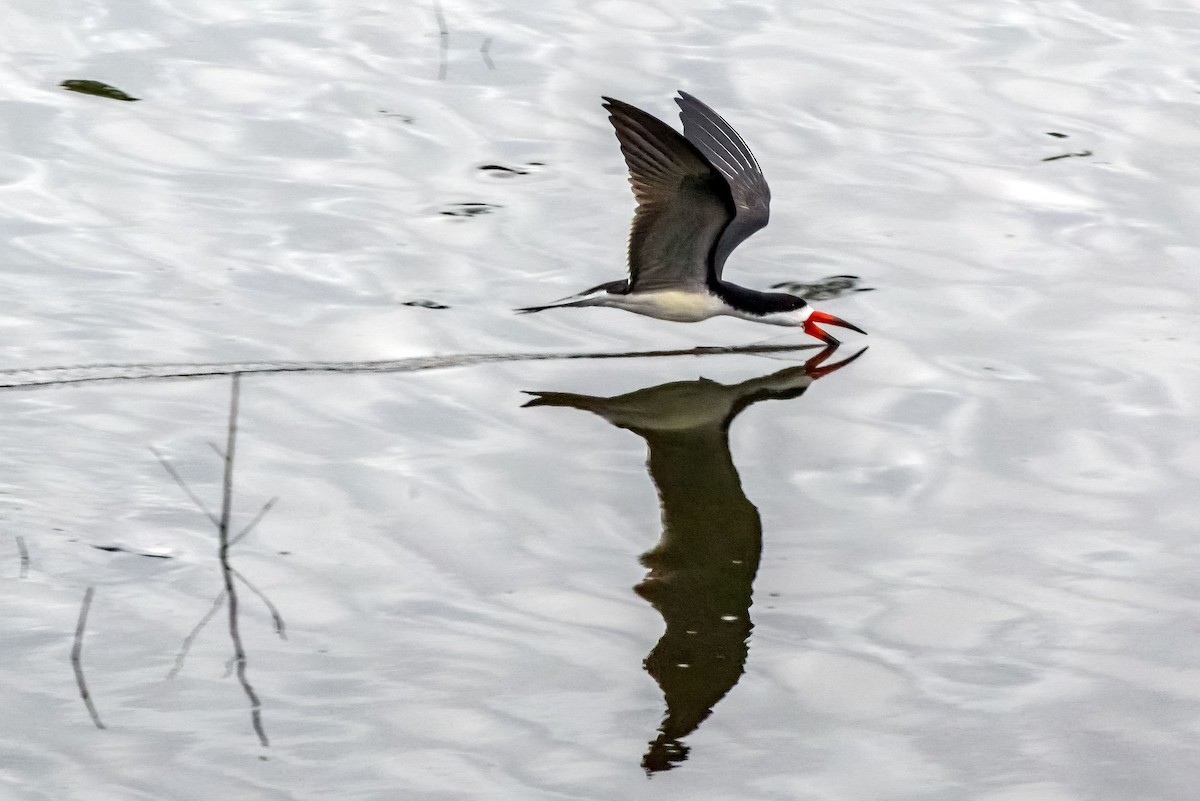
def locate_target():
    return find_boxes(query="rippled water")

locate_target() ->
[2,0,1199,798]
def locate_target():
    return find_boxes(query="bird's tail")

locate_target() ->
[515,280,625,314]
[521,391,601,410]
[515,294,598,314]
[515,301,570,314]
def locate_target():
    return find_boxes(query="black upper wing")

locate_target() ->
[675,91,771,281]
[603,96,736,292]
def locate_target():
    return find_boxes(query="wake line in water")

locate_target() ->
[0,342,822,391]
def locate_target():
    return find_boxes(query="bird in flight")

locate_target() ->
[518,92,866,346]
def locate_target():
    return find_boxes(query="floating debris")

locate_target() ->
[479,164,527,176]
[478,163,546,178]
[479,164,528,177]
[402,299,449,309]
[379,109,414,124]
[60,79,140,102]
[1042,150,1092,162]
[1041,132,1092,161]
[440,202,500,218]
[771,275,875,301]
[91,544,173,559]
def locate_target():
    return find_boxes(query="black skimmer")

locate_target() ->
[518,92,867,346]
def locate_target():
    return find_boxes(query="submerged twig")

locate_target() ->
[150,445,219,526]
[232,567,287,639]
[71,587,106,730]
[167,589,227,679]
[230,497,279,547]
[158,374,280,746]
[216,375,268,746]
[480,37,495,70]
[219,375,239,544]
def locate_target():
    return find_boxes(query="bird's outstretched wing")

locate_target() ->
[675,91,771,281]
[603,96,736,293]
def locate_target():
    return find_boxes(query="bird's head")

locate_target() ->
[758,294,867,345]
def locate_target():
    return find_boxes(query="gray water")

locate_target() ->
[2,0,1198,798]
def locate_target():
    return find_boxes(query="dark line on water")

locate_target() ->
[71,586,106,730]
[0,344,821,392]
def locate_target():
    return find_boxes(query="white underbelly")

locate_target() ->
[605,290,725,322]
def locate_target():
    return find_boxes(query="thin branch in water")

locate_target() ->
[71,586,106,730]
[217,374,269,747]
[150,446,219,527]
[433,0,449,80]
[232,566,287,639]
[167,589,227,679]
[159,373,275,746]
[218,374,240,543]
[16,535,29,578]
[227,578,269,746]
[207,441,226,460]
[480,37,495,70]
[230,497,279,547]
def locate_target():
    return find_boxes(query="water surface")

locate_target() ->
[1,0,1198,799]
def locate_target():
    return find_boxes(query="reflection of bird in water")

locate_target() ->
[524,346,864,773]
[518,93,866,346]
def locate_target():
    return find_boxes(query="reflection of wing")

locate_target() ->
[604,97,735,293]
[635,422,760,774]
[676,92,771,282]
